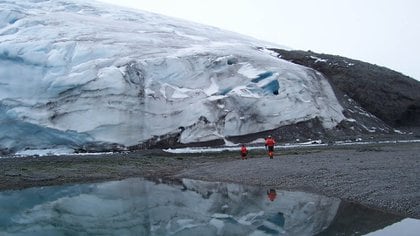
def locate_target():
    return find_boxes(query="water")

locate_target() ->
[0,178,418,235]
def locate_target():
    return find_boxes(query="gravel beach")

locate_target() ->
[1,142,419,219]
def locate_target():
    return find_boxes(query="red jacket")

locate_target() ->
[267,189,277,201]
[265,138,275,147]
[240,146,248,154]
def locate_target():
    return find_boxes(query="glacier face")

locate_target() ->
[0,0,345,153]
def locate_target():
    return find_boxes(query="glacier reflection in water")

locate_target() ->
[0,178,410,235]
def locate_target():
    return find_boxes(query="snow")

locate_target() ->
[163,139,420,154]
[8,149,118,158]
[0,0,347,154]
[163,142,329,154]
[343,60,355,67]
[15,148,75,157]
[310,55,328,63]
[393,129,405,134]
[258,47,281,58]
[361,124,377,133]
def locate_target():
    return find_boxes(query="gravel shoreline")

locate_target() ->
[1,142,419,219]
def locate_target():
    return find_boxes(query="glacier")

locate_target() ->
[0,0,347,154]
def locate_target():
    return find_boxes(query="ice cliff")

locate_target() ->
[0,0,348,154]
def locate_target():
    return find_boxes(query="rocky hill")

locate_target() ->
[269,49,420,127]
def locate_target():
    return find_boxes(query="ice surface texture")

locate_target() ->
[0,0,345,153]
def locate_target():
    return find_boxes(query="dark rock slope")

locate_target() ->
[269,49,420,127]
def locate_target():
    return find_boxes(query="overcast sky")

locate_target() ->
[97,0,420,81]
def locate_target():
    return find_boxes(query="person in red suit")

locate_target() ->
[240,144,248,160]
[267,189,277,201]
[265,135,276,159]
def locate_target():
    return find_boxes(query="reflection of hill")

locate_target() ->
[316,201,404,236]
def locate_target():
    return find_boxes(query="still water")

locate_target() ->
[0,178,418,235]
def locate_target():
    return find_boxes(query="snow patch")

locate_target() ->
[394,129,405,134]
[310,56,327,63]
[15,148,75,157]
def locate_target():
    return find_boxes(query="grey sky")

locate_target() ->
[97,0,420,81]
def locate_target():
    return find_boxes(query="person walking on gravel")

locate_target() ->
[267,189,277,201]
[240,144,248,160]
[265,135,275,159]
